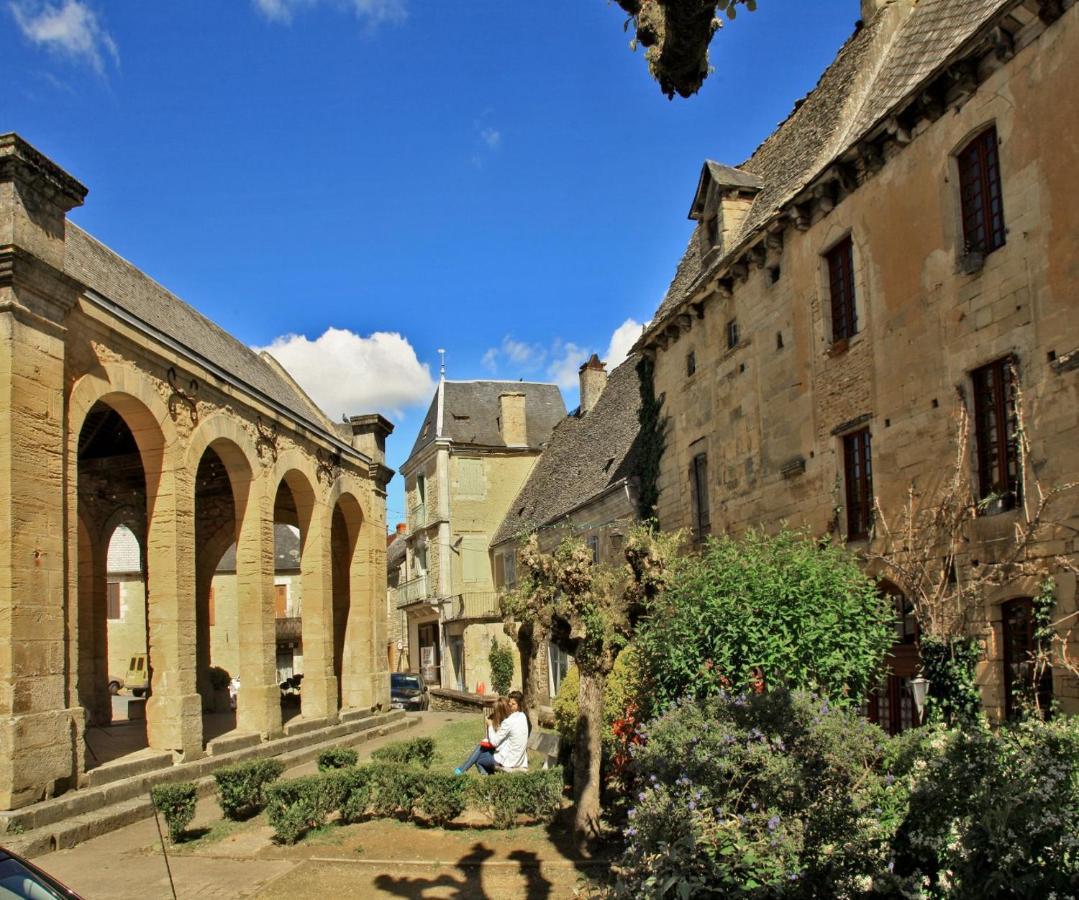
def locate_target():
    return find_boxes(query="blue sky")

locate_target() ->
[3,0,859,527]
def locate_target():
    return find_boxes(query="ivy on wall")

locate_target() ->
[635,355,666,524]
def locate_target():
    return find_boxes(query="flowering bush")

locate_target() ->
[616,690,896,898]
[553,644,644,752]
[889,715,1079,897]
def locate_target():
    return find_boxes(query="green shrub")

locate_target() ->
[336,767,374,823]
[264,774,339,844]
[554,645,643,749]
[150,782,198,843]
[213,758,285,820]
[616,690,894,898]
[317,746,359,772]
[468,768,564,829]
[488,641,515,696]
[367,763,424,818]
[413,773,469,826]
[637,528,893,713]
[371,736,435,769]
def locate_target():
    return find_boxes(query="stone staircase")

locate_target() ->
[1,709,416,857]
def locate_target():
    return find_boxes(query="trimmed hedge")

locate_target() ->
[264,765,565,842]
[264,774,340,844]
[468,767,563,828]
[151,782,197,843]
[317,746,359,772]
[213,758,285,820]
[370,736,435,769]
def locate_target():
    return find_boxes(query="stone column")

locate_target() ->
[235,484,282,737]
[0,135,88,808]
[299,505,339,722]
[143,466,204,759]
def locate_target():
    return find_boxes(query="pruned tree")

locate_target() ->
[614,0,758,98]
[501,526,678,847]
[867,366,1078,718]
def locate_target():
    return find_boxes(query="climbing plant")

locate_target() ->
[634,355,665,523]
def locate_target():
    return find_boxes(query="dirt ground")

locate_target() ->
[34,712,609,899]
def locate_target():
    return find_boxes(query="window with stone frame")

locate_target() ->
[686,350,696,377]
[726,318,739,350]
[842,427,873,541]
[690,452,711,540]
[825,235,857,343]
[586,534,600,564]
[957,125,1005,257]
[971,357,1020,513]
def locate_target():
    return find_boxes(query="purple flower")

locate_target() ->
[628,808,636,819]
[688,801,697,811]
[767,815,781,832]
[625,826,638,838]
[638,792,646,801]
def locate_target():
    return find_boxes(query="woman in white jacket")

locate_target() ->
[464,695,529,776]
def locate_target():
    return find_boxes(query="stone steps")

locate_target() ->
[78,749,174,790]
[1,709,414,857]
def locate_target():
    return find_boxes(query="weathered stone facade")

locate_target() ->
[398,378,565,693]
[638,1,1079,721]
[0,135,392,809]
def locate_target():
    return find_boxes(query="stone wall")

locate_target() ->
[646,8,1079,719]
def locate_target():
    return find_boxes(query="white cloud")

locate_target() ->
[255,328,434,420]
[10,0,118,73]
[480,127,501,149]
[546,340,590,391]
[605,318,645,369]
[253,0,406,26]
[481,335,546,374]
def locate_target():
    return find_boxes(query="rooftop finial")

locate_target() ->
[438,348,446,380]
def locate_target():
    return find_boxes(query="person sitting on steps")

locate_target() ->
[455,694,529,775]
[455,697,510,775]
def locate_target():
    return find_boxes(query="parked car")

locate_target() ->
[390,672,429,711]
[107,676,124,696]
[126,654,150,698]
[0,846,84,898]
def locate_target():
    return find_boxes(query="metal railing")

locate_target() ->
[396,573,431,607]
[445,591,501,621]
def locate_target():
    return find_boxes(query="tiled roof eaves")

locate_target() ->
[82,285,369,464]
[641,0,1016,345]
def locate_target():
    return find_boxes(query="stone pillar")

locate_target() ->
[144,468,204,760]
[299,506,339,721]
[364,520,390,709]
[0,134,87,808]
[235,485,282,737]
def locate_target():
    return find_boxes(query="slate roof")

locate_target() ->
[216,524,301,573]
[406,381,567,461]
[493,355,642,546]
[64,224,340,437]
[647,0,1012,333]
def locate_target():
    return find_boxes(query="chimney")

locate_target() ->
[349,413,394,465]
[498,392,528,447]
[396,522,407,535]
[578,354,607,415]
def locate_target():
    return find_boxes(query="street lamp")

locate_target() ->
[910,674,930,724]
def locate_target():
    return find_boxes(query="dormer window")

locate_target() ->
[688,160,764,257]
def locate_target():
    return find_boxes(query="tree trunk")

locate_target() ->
[573,668,605,849]
[508,620,548,714]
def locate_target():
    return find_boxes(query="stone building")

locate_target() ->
[386,523,408,672]
[397,376,565,693]
[492,354,643,706]
[634,0,1079,726]
[0,134,394,809]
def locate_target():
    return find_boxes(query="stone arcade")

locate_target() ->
[0,134,393,810]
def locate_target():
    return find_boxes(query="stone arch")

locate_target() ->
[328,488,367,709]
[191,429,256,734]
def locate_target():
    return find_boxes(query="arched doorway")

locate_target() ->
[864,581,921,735]
[330,493,364,709]
[274,473,314,723]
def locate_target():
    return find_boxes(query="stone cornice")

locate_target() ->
[0,134,87,213]
[0,245,83,327]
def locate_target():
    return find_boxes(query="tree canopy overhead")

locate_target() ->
[615,0,758,98]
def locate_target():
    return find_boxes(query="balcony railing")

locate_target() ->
[275,616,302,643]
[396,573,431,608]
[445,591,501,622]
